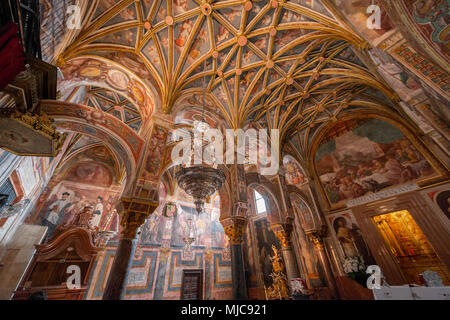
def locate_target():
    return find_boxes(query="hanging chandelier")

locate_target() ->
[176,165,225,214]
[175,59,225,214]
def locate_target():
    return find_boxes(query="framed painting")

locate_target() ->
[311,114,449,210]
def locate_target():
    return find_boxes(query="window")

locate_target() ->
[254,190,267,214]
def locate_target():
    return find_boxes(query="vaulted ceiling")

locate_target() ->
[57,0,399,150]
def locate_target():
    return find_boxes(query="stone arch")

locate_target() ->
[57,143,122,185]
[58,55,159,124]
[288,190,319,232]
[287,189,325,287]
[41,101,145,194]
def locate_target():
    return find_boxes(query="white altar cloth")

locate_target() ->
[373,286,450,300]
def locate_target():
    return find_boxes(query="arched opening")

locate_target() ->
[25,145,123,242]
[243,183,283,299]
[253,190,267,215]
[289,193,326,289]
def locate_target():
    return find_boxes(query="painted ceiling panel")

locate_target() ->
[59,0,397,142]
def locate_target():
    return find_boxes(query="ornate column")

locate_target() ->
[221,215,249,300]
[102,197,158,300]
[204,248,214,300]
[306,231,340,299]
[272,222,300,283]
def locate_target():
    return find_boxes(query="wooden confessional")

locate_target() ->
[12,227,100,300]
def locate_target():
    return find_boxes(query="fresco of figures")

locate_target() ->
[315,118,437,205]
[31,181,120,241]
[331,0,394,44]
[283,155,307,186]
[138,192,228,249]
[27,158,121,242]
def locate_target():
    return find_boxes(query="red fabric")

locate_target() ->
[0,22,26,91]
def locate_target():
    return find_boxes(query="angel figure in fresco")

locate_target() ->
[218,51,227,64]
[270,71,279,81]
[262,15,272,26]
[160,36,169,48]
[282,10,301,22]
[223,8,240,23]
[98,0,116,11]
[120,7,135,20]
[125,30,134,46]
[254,37,267,50]
[147,46,160,64]
[175,20,193,48]
[240,71,255,88]
[216,26,230,43]
[189,29,207,60]
[243,50,254,64]
[174,0,189,16]
[216,87,228,105]
[252,4,261,14]
[158,7,166,21]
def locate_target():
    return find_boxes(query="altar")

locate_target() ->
[373,286,450,300]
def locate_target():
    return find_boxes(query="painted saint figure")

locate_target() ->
[333,217,358,258]
[42,192,72,240]
[90,196,104,229]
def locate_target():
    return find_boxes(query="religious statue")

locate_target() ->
[269,245,285,273]
[264,246,290,300]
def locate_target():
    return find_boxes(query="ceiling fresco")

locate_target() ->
[58,0,398,145]
[58,56,156,122]
[67,85,143,132]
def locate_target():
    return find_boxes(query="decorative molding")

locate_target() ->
[0,110,63,157]
[221,216,248,245]
[271,223,293,248]
[306,231,325,251]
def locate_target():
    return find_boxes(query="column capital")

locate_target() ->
[120,197,159,239]
[159,246,171,260]
[220,216,248,245]
[271,223,293,248]
[306,231,325,250]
